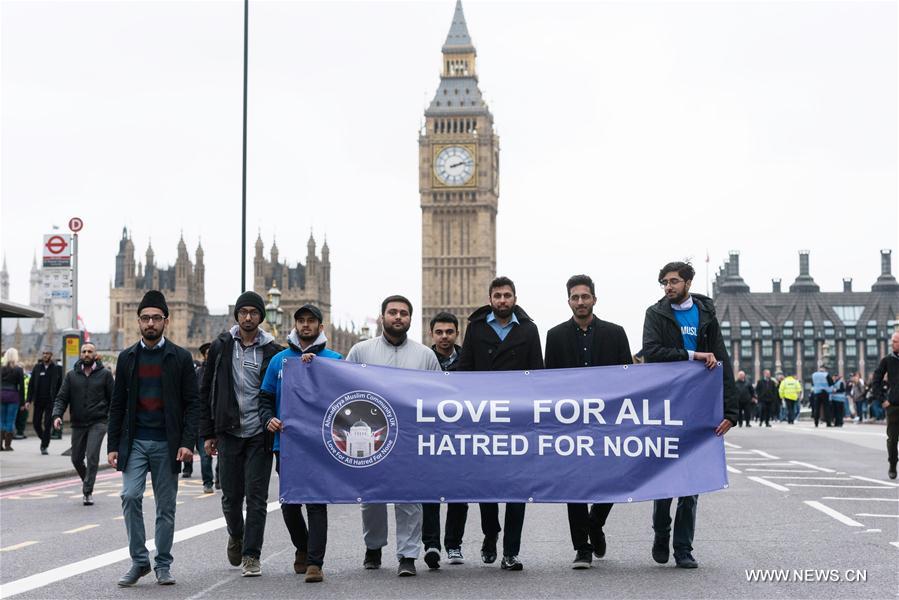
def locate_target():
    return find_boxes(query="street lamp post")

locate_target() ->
[265,281,283,339]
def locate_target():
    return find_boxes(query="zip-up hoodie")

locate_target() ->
[259,329,343,452]
[199,325,282,439]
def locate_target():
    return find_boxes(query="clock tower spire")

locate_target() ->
[420,0,499,340]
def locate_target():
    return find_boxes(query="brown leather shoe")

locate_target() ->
[294,550,308,574]
[304,565,323,583]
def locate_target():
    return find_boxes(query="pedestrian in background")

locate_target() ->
[811,365,833,427]
[27,347,62,454]
[183,342,214,493]
[871,331,899,479]
[1,348,26,451]
[778,374,803,424]
[200,291,282,577]
[52,342,113,505]
[755,369,778,427]
[849,372,866,423]
[830,374,847,427]
[734,371,756,427]
[14,369,30,440]
[108,290,198,587]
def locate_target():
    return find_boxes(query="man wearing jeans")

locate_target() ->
[641,261,736,569]
[52,342,114,506]
[200,291,282,577]
[107,290,198,587]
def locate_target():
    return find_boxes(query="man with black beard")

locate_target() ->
[52,342,114,506]
[345,295,440,577]
[457,276,544,572]
[641,261,737,569]
[544,275,632,569]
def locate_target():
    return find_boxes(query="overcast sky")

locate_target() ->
[2,0,897,347]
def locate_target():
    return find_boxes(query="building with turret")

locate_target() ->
[712,250,899,383]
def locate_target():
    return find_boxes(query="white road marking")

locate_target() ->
[855,513,899,518]
[184,546,292,600]
[850,475,899,487]
[0,502,280,598]
[804,500,865,527]
[787,484,888,489]
[747,476,789,492]
[723,441,742,449]
[726,465,742,474]
[1,541,39,552]
[751,450,780,459]
[63,524,99,534]
[726,450,755,455]
[744,469,817,473]
[822,497,899,502]
[760,476,854,480]
[789,461,836,473]
[891,542,899,550]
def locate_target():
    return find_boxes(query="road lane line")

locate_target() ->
[744,469,817,473]
[855,513,899,518]
[751,450,780,459]
[0,501,280,598]
[822,497,899,502]
[63,524,100,534]
[891,542,899,550]
[726,466,741,474]
[723,441,742,449]
[804,501,864,527]
[789,461,835,473]
[726,462,795,466]
[760,476,854,480]
[747,476,789,492]
[0,472,120,499]
[185,545,292,600]
[726,450,755,455]
[850,475,899,487]
[0,541,39,552]
[787,484,888,489]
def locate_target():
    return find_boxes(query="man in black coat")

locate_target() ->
[107,290,198,587]
[755,369,778,427]
[544,274,632,569]
[52,342,114,506]
[872,331,899,479]
[457,276,543,572]
[199,291,282,577]
[28,348,63,454]
[734,371,756,427]
[641,261,737,570]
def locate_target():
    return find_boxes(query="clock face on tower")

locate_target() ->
[434,146,474,186]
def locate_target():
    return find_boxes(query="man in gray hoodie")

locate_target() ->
[199,291,283,577]
[346,295,440,577]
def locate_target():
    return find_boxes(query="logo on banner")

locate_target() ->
[322,390,397,468]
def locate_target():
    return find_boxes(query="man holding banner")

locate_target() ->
[260,304,342,583]
[457,276,544,572]
[642,261,737,569]
[544,274,633,569]
[345,295,440,577]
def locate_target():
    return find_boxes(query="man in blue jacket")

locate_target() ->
[259,304,342,583]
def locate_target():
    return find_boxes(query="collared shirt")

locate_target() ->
[487,311,519,342]
[434,346,459,371]
[82,362,98,377]
[571,317,595,367]
[140,336,166,350]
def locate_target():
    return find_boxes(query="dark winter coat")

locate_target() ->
[457,305,544,372]
[641,293,738,425]
[107,339,199,474]
[52,360,114,427]
[27,361,62,404]
[544,316,633,369]
[755,378,779,403]
[872,353,899,407]
[198,329,282,439]
[734,380,756,405]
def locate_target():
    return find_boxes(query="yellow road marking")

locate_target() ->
[63,524,99,534]
[1,541,39,552]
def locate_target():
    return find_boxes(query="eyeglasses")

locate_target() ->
[237,309,261,319]
[139,315,165,324]
[659,278,684,287]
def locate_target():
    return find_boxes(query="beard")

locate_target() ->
[142,328,162,342]
[385,321,411,336]
[82,357,95,367]
[492,305,513,319]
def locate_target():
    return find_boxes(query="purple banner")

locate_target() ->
[279,359,728,504]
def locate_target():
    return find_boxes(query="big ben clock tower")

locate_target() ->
[420,0,499,340]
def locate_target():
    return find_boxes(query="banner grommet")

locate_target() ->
[528,497,534,502]
[356,497,363,503]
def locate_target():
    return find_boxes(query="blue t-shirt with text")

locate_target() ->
[673,304,699,351]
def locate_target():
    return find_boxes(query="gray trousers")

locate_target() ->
[361,503,422,560]
[71,422,106,495]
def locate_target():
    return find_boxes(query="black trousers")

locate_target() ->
[812,392,832,426]
[15,406,28,435]
[480,502,525,557]
[737,402,753,426]
[567,502,612,552]
[422,503,469,550]
[275,453,327,567]
[830,400,845,427]
[32,399,53,448]
[887,406,899,467]
[759,401,772,426]
[218,432,273,560]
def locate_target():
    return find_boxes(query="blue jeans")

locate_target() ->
[0,402,18,432]
[183,436,214,486]
[653,495,698,558]
[120,439,179,569]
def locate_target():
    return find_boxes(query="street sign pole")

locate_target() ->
[72,232,78,330]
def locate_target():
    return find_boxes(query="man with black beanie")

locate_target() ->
[199,291,282,577]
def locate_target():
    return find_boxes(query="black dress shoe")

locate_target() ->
[675,553,699,569]
[652,534,670,564]
[591,530,606,558]
[117,564,151,587]
[500,555,523,571]
[481,534,498,564]
[83,494,93,506]
[889,465,897,480]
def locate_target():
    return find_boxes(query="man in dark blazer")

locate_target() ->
[544,274,632,569]
[107,290,198,587]
[457,276,543,572]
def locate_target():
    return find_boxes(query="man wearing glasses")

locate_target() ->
[108,290,199,586]
[544,274,632,569]
[199,291,283,577]
[641,262,737,569]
